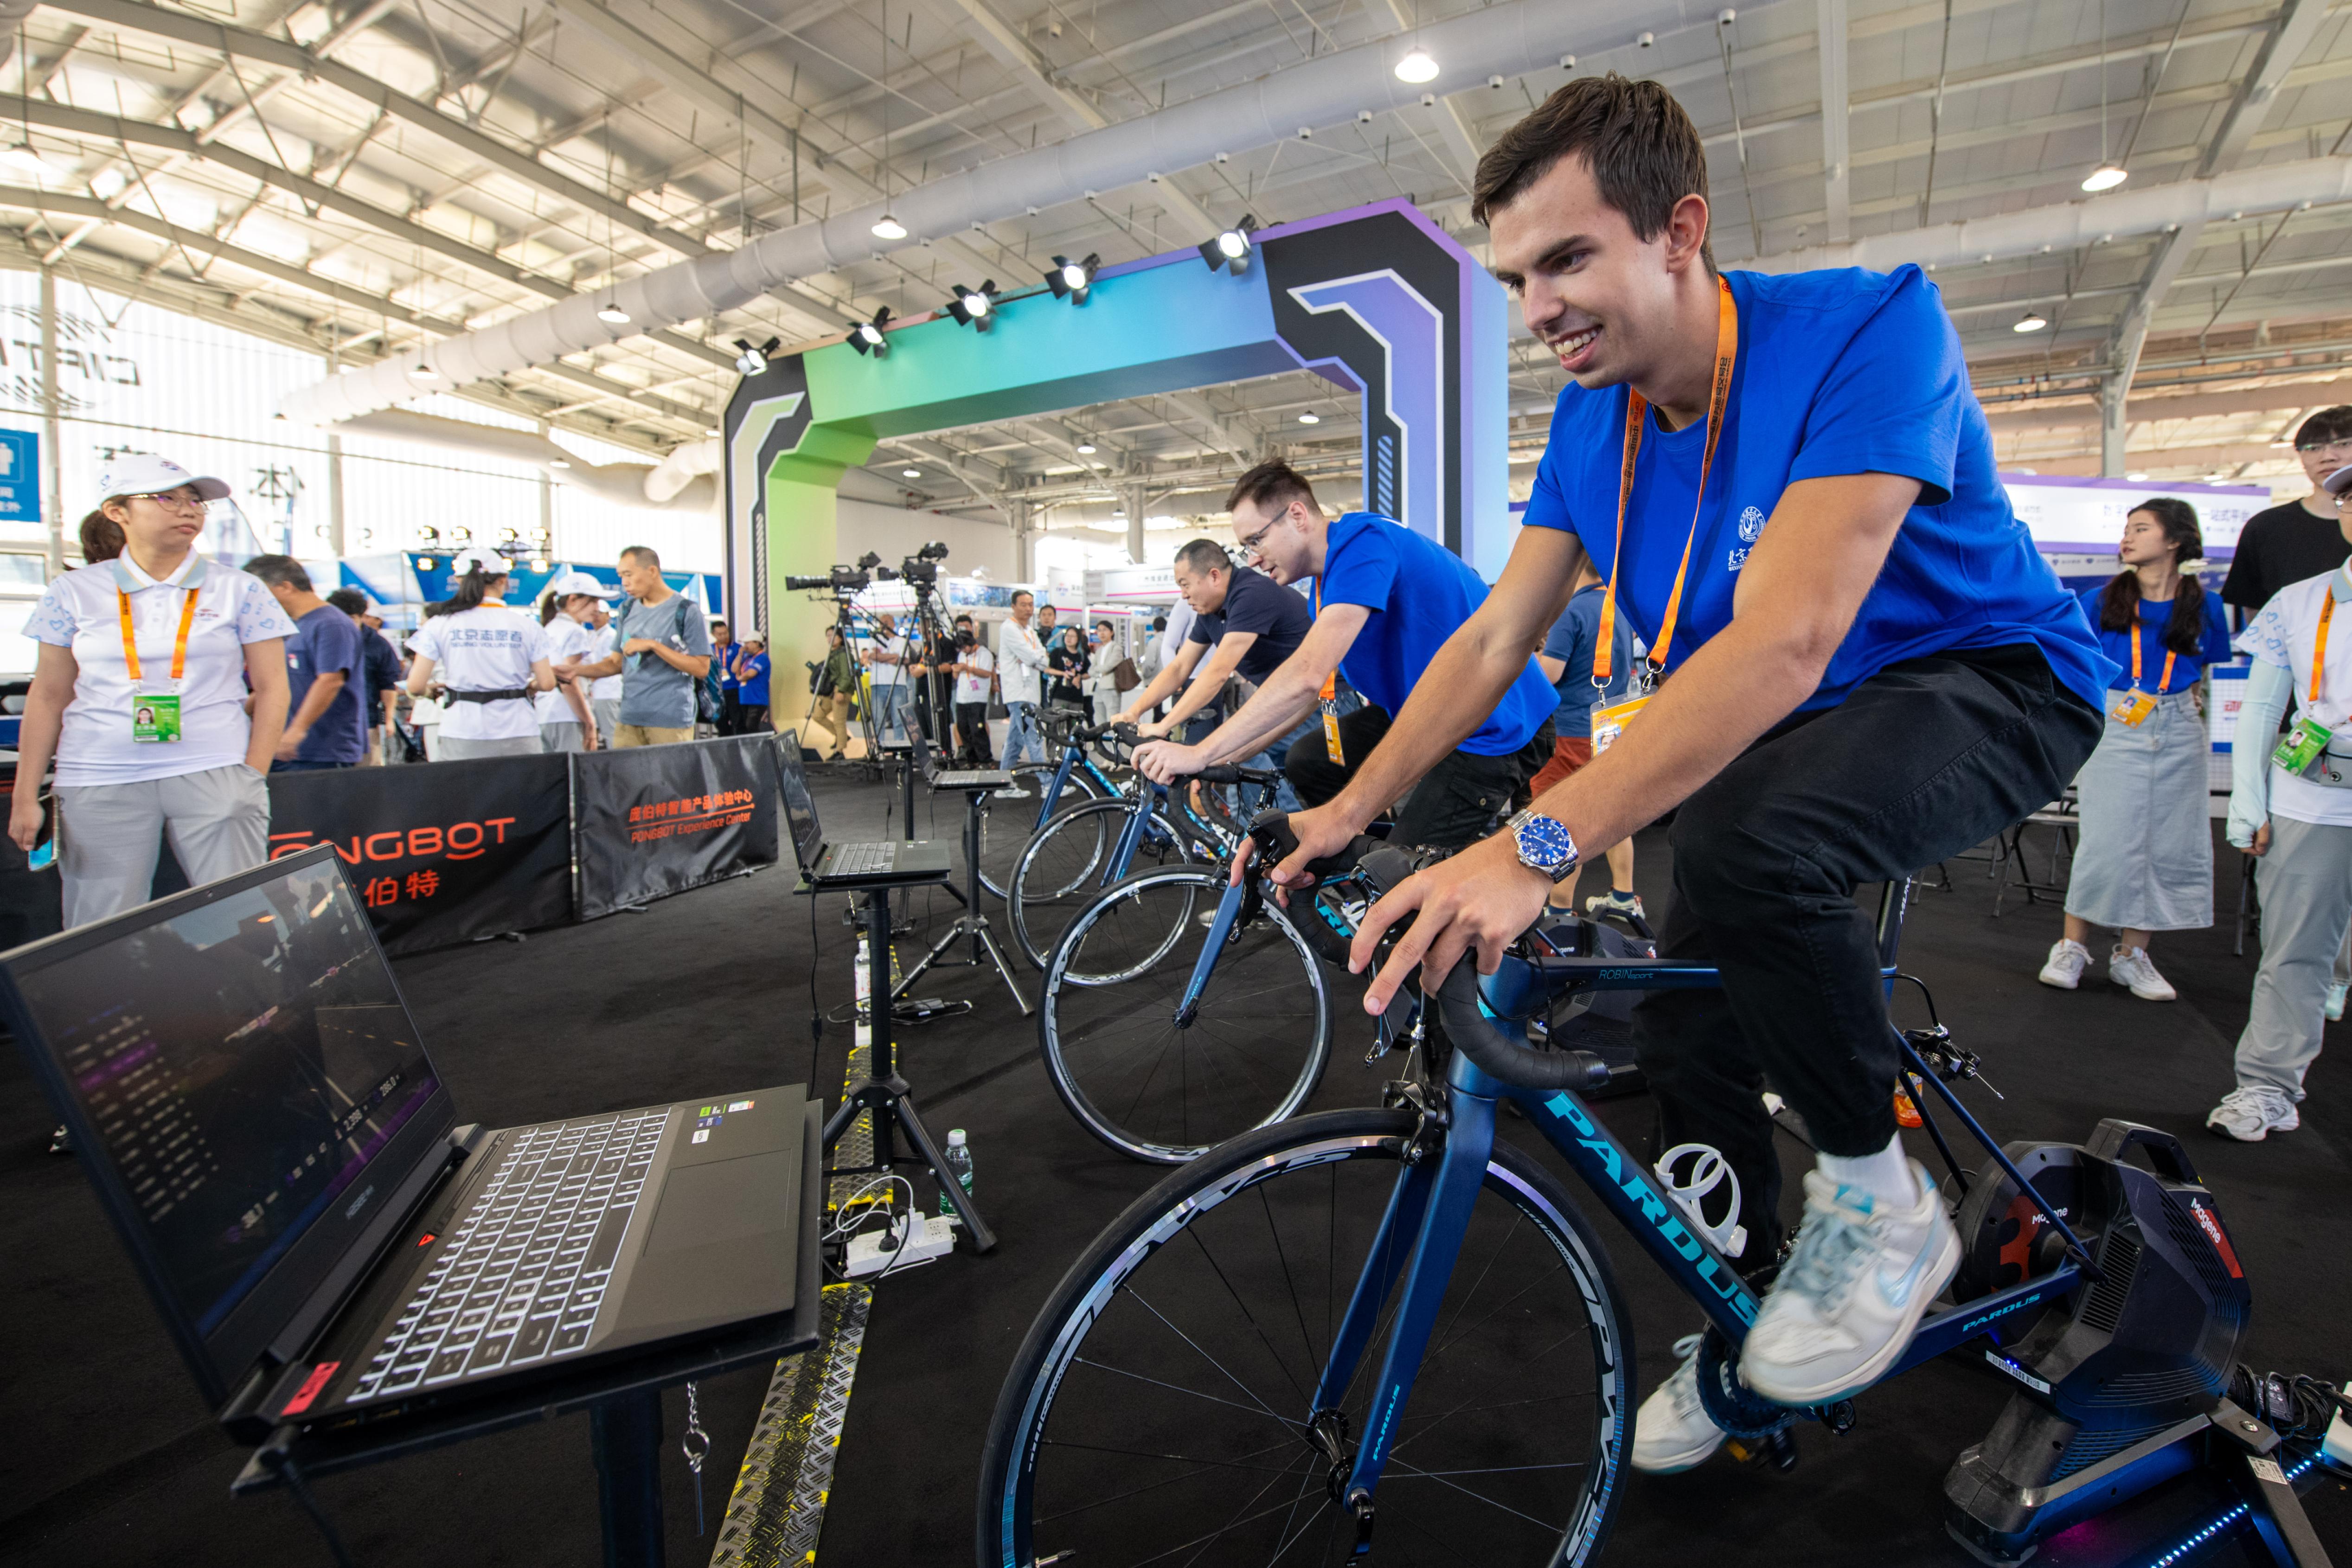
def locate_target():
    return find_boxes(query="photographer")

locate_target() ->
[948,614,996,764]
[809,626,858,761]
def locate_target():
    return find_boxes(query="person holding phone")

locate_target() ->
[12,455,293,928]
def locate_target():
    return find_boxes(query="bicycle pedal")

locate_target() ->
[1726,1427,1799,1472]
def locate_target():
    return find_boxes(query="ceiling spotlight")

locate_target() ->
[945,280,999,331]
[1298,410,1321,425]
[2012,309,2048,333]
[1200,213,1258,275]
[732,334,780,377]
[1075,441,1096,454]
[902,467,922,479]
[416,557,436,571]
[548,457,571,469]
[847,305,894,357]
[597,301,630,325]
[529,557,550,571]
[871,212,908,240]
[2081,163,2128,193]
[1046,251,1099,304]
[1394,47,1438,83]
[409,362,440,381]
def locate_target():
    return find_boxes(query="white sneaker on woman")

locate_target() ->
[1739,1162,1959,1406]
[2108,946,2177,1002]
[1632,1335,1730,1473]
[2206,1086,2299,1141]
[2327,982,2347,1023]
[2038,939,2090,989]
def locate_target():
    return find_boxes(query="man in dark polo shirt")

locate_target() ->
[1113,536,1315,807]
[2223,406,2352,617]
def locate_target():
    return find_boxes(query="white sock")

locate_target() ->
[1818,1134,1917,1210]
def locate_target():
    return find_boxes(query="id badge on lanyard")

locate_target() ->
[1588,278,1739,755]
[2108,621,2172,727]
[2275,593,2340,774]
[1310,576,1346,765]
[120,584,199,743]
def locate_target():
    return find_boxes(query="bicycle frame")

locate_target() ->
[1030,736,1123,832]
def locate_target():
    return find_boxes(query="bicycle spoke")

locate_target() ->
[1185,1218,1313,1408]
[1125,1288,1296,1427]
[1070,1356,1301,1424]
[1033,1437,1303,1526]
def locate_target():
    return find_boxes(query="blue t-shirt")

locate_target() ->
[361,627,402,709]
[738,652,770,705]
[1541,584,1634,739]
[1521,266,2117,712]
[715,640,739,691]
[2074,585,2232,693]
[1316,511,1554,756]
[285,604,366,763]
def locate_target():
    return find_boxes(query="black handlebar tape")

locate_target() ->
[1434,966,1610,1092]
[1195,765,1283,786]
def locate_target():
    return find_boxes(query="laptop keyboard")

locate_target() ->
[346,1107,671,1404]
[827,841,893,877]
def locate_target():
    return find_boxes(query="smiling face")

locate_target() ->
[1488,154,1712,394]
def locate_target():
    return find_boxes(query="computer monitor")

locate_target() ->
[775,731,824,869]
[0,846,455,1402]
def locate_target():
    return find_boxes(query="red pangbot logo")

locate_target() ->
[2187,1200,2244,1279]
[269,817,523,910]
[627,789,754,846]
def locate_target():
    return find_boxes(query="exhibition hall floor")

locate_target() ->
[3,770,2346,1567]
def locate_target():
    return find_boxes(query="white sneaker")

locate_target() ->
[2038,939,2090,990]
[1739,1162,1959,1406]
[2108,946,2177,1002]
[993,785,1033,800]
[2206,1086,2300,1142]
[1586,890,1646,922]
[1632,1334,1729,1473]
[2328,982,2348,1023]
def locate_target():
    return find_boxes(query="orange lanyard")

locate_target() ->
[117,582,200,685]
[1593,276,1739,691]
[1312,573,1337,704]
[2314,592,2336,706]
[2128,621,2176,695]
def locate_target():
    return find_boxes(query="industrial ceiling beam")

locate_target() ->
[1816,0,1849,242]
[2100,222,2207,476]
[2198,0,2331,177]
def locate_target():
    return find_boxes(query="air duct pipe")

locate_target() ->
[1750,156,2352,277]
[337,409,717,511]
[280,0,1786,425]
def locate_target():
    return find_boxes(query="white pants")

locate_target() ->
[439,734,542,760]
[539,721,587,754]
[592,697,622,736]
[57,762,271,929]
[2237,814,2352,1099]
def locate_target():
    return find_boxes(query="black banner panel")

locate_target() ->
[570,737,779,921]
[265,755,574,955]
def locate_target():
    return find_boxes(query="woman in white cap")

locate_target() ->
[535,570,613,752]
[10,455,294,928]
[404,551,555,759]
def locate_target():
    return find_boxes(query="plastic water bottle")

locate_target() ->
[939,1128,975,1216]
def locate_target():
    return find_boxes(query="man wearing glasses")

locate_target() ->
[2222,406,2352,618]
[1131,460,1556,851]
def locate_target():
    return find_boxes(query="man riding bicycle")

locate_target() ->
[1133,461,1557,851]
[1269,76,2114,1471]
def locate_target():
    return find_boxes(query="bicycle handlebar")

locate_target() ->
[1196,764,1281,787]
[1434,965,1612,1092]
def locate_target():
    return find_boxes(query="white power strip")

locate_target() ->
[844,1212,961,1277]
[2325,1402,2352,1472]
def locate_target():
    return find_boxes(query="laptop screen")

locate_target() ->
[0,847,451,1399]
[775,731,825,868]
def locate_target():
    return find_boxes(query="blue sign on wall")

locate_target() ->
[0,429,38,521]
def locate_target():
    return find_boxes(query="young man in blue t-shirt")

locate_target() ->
[1133,461,1556,851]
[1276,77,2114,1466]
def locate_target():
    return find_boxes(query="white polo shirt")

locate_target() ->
[954,642,994,705]
[23,553,294,787]
[410,602,549,742]
[536,613,599,725]
[2235,563,2352,827]
[589,621,623,699]
[998,618,1046,705]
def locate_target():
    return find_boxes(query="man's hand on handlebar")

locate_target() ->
[1132,715,1174,740]
[1268,803,1362,892]
[1349,833,1551,1017]
[1132,739,1205,786]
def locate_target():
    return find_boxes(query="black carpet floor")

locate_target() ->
[3,771,2348,1567]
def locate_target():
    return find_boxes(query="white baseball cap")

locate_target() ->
[96,453,230,503]
[545,568,616,599]
[2324,464,2352,497]
[742,628,767,644]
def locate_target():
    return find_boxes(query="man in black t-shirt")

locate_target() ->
[1114,537,1314,807]
[2223,405,2352,617]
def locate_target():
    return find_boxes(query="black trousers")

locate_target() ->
[955,701,995,766]
[1283,703,1556,851]
[718,691,742,736]
[1636,644,2101,1263]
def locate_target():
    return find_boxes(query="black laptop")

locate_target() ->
[0,846,818,1437]
[912,720,1010,793]
[777,728,952,886]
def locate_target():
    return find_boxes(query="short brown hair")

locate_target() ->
[1224,460,1319,518]
[1472,75,1714,270]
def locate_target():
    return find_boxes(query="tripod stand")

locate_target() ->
[895,750,1029,1015]
[822,879,996,1252]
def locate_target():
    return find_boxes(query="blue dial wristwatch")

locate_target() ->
[1506,809,1580,883]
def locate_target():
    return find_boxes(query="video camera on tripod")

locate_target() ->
[783,541,951,596]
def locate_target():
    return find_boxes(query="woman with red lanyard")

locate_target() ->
[10,455,294,929]
[2039,498,2232,1000]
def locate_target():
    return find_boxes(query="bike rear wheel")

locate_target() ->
[976,1107,1632,1568]
[1009,798,1193,969]
[1038,866,1329,1162]
[977,762,1103,900]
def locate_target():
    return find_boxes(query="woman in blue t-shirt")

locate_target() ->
[2039,498,2233,1001]
[735,630,771,733]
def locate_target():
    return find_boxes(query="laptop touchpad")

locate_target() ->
[642,1152,795,1254]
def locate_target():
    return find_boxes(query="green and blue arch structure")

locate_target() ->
[720,198,1512,681]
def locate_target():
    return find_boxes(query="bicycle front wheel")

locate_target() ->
[1039,866,1329,1162]
[1009,799,1193,969]
[976,1108,1633,1568]
[977,762,1103,900]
